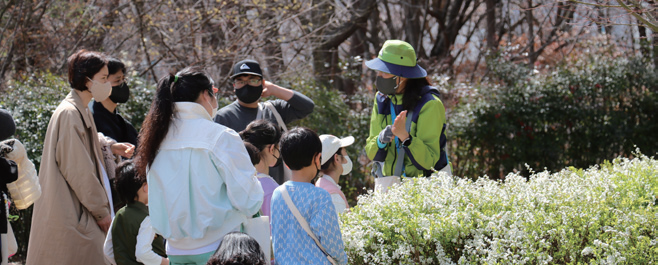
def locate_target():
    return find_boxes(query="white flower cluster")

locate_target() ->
[340,151,658,264]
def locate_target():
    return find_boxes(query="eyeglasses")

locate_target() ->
[233,78,262,88]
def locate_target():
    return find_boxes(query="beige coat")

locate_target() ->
[26,91,111,265]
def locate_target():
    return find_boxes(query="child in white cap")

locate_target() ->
[317,134,354,215]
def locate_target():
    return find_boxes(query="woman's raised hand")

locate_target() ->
[391,110,410,141]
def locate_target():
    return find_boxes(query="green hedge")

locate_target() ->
[449,53,658,179]
[341,151,658,264]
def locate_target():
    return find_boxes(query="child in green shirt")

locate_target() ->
[104,161,168,265]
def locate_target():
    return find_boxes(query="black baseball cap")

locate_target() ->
[230,59,263,79]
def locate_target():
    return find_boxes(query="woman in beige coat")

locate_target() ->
[26,50,134,265]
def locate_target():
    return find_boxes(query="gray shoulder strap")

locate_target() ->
[393,109,414,177]
[256,103,264,120]
[263,101,288,133]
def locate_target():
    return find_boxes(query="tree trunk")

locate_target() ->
[312,0,375,91]
[638,24,650,58]
[404,0,423,56]
[486,0,497,51]
[654,32,658,74]
[526,0,536,67]
[342,28,367,95]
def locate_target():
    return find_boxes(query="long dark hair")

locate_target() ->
[135,66,214,177]
[239,120,282,165]
[401,76,432,111]
[206,232,267,265]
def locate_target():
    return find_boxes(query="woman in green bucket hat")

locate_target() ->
[365,40,451,187]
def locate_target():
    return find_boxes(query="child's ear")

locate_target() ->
[142,182,148,193]
[333,154,341,165]
[315,153,322,167]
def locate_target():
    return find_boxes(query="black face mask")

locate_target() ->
[235,85,263,104]
[271,146,283,167]
[375,76,399,95]
[109,83,130,104]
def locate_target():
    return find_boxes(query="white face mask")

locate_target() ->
[341,155,353,175]
[87,78,112,102]
[206,93,218,118]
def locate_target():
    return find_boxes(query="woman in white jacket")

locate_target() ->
[135,67,263,265]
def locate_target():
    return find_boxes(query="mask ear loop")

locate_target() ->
[271,144,280,161]
[86,77,94,90]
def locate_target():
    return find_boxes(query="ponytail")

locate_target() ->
[135,74,176,177]
[136,66,214,177]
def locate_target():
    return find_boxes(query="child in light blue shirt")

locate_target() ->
[270,127,347,265]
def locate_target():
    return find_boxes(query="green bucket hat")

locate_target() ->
[365,40,427,78]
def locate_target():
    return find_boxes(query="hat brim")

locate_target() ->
[339,136,355,147]
[365,58,427,78]
[319,135,355,165]
[230,72,263,79]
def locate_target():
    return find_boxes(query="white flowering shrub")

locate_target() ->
[341,152,658,264]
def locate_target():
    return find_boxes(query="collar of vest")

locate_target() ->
[376,86,440,123]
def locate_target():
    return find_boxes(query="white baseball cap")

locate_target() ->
[320,135,355,165]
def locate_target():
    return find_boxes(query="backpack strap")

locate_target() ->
[410,86,441,123]
[263,101,287,133]
[280,186,338,265]
[375,92,391,115]
[392,108,414,177]
[256,102,288,133]
[256,103,264,120]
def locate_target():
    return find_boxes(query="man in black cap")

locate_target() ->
[214,59,315,184]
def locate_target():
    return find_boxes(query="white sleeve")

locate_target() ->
[330,194,347,215]
[135,217,165,265]
[103,219,117,265]
[213,131,264,216]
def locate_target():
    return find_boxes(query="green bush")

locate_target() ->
[0,72,154,261]
[449,52,658,179]
[341,150,658,264]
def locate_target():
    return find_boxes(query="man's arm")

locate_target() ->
[267,82,315,124]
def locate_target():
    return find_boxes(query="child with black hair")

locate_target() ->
[270,127,347,265]
[205,232,267,265]
[240,120,282,217]
[104,160,168,265]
